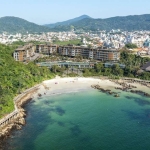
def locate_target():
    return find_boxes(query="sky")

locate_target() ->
[0,0,150,25]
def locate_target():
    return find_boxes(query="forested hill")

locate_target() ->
[45,15,91,28]
[49,14,150,31]
[0,44,54,118]
[1,14,150,33]
[0,16,51,33]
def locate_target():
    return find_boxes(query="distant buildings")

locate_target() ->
[12,30,150,62]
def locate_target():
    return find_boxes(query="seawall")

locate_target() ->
[0,84,40,142]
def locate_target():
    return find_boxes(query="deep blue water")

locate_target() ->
[7,89,150,150]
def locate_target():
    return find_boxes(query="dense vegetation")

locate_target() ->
[0,16,51,33]
[48,14,150,32]
[125,43,138,49]
[0,44,54,118]
[45,15,91,28]
[1,14,150,33]
[83,51,150,80]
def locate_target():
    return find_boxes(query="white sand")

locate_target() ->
[34,77,121,97]
[33,77,150,97]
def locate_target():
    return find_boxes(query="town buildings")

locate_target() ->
[12,30,150,62]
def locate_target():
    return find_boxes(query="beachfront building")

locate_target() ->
[13,43,35,61]
[58,46,120,61]
[35,44,58,55]
[104,62,126,68]
[14,44,120,62]
[37,61,96,69]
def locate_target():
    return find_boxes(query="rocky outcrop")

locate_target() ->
[130,90,150,97]
[91,84,120,98]
[0,109,26,143]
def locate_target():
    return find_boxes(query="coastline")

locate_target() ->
[0,77,150,148]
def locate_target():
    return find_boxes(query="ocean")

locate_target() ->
[6,89,150,150]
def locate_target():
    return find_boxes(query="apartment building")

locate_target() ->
[13,43,35,61]
[14,44,120,62]
[58,46,120,61]
[36,44,57,55]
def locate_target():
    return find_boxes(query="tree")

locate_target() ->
[125,43,138,49]
[94,63,104,73]
[111,64,124,76]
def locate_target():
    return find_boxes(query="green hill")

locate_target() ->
[0,44,54,118]
[48,14,150,31]
[0,16,51,33]
[1,14,150,33]
[45,15,91,28]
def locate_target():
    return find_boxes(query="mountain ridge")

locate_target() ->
[44,15,91,28]
[0,14,150,33]
[0,16,51,33]
[47,14,150,31]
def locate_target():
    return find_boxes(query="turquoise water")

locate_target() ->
[7,89,150,150]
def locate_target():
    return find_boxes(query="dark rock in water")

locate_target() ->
[30,100,35,103]
[57,121,65,127]
[70,124,81,136]
[109,91,113,95]
[125,96,133,99]
[55,106,65,116]
[114,94,120,97]
[38,93,42,97]
[134,99,150,106]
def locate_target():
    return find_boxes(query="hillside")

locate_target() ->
[49,14,150,31]
[1,14,150,33]
[0,44,54,118]
[0,16,51,33]
[44,15,91,28]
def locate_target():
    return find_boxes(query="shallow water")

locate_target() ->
[7,89,150,150]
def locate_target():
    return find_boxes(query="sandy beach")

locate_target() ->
[0,77,150,149]
[34,77,150,98]
[34,77,121,97]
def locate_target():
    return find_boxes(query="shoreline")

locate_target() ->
[0,77,150,148]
